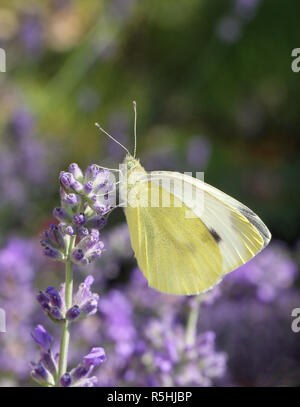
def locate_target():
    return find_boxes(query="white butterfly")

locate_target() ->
[96,102,271,295]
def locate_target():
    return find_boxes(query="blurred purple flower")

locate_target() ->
[200,243,300,386]
[100,290,136,357]
[20,13,44,54]
[235,0,261,20]
[187,136,212,169]
[223,242,298,302]
[0,107,47,210]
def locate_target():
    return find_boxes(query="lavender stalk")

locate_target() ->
[57,236,75,381]
[31,163,114,387]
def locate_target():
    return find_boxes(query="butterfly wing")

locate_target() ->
[124,170,271,295]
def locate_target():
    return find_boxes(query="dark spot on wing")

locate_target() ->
[210,228,221,243]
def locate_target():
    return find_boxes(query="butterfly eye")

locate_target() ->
[127,161,134,170]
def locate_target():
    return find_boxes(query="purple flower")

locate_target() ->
[66,305,81,321]
[49,306,64,322]
[73,276,99,317]
[43,245,65,261]
[45,286,63,309]
[85,164,101,181]
[83,347,106,367]
[60,373,72,387]
[78,227,89,237]
[223,242,298,302]
[187,136,211,169]
[30,325,58,386]
[30,363,54,386]
[69,347,106,386]
[100,290,136,357]
[71,233,104,265]
[64,193,80,207]
[20,13,44,53]
[41,225,66,256]
[73,213,86,227]
[83,181,94,195]
[64,225,75,236]
[31,325,53,350]
[68,163,83,181]
[59,171,76,190]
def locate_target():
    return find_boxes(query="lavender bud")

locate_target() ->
[31,363,50,384]
[36,291,49,305]
[90,229,100,239]
[81,298,98,316]
[41,302,51,313]
[50,224,65,250]
[72,248,85,263]
[41,350,57,375]
[77,234,99,252]
[45,286,62,308]
[59,172,75,190]
[64,193,79,207]
[73,213,86,227]
[66,305,81,321]
[68,163,83,181]
[71,180,83,193]
[85,164,101,181]
[78,227,89,237]
[93,202,110,216]
[49,306,64,322]
[83,181,94,195]
[60,373,72,387]
[53,207,71,222]
[72,365,90,381]
[64,225,75,236]
[44,245,64,260]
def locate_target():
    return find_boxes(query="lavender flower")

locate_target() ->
[36,276,99,324]
[40,162,116,266]
[31,325,53,350]
[199,242,300,386]
[30,325,57,386]
[0,107,48,213]
[32,162,111,387]
[67,347,106,387]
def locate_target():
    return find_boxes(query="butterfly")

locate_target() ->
[95,102,271,295]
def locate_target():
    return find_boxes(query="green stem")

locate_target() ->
[57,236,76,385]
[185,296,202,347]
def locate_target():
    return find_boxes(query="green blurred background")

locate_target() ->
[0,0,300,244]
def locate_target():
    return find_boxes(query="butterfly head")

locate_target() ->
[124,155,141,172]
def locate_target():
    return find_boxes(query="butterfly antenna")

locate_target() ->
[133,100,137,158]
[95,122,130,156]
